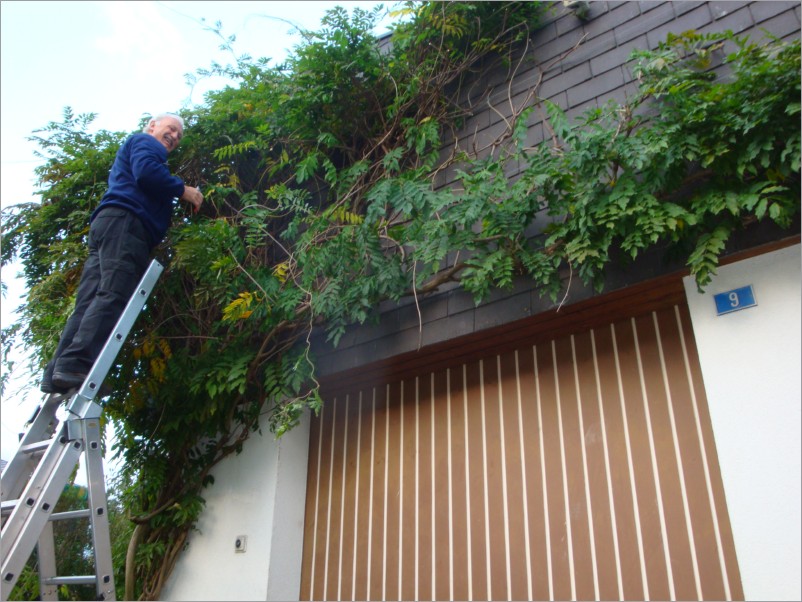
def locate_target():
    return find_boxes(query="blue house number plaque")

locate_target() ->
[713,285,757,315]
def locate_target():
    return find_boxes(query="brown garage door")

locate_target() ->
[300,303,743,601]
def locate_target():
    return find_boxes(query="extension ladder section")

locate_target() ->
[1,259,164,601]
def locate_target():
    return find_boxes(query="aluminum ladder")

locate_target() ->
[1,259,163,601]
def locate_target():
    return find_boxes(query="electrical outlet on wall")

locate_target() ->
[235,535,247,553]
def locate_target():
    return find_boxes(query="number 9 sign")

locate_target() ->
[714,285,757,315]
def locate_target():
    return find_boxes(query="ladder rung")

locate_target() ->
[19,440,52,455]
[50,509,91,521]
[1,499,19,517]
[3,504,93,521]
[42,575,97,586]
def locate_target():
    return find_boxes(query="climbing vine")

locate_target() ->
[1,2,798,598]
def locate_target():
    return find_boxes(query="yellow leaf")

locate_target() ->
[222,291,261,322]
[273,262,289,283]
[158,338,172,359]
[150,357,166,382]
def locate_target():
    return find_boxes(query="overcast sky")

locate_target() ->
[0,0,392,461]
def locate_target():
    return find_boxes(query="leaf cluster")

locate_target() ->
[534,30,800,290]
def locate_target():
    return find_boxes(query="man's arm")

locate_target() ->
[180,186,204,212]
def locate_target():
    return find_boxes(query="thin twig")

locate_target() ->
[412,259,423,350]
[228,250,270,300]
[556,262,573,312]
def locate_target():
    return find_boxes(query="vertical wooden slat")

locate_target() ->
[368,386,388,602]
[401,379,417,601]
[574,330,619,600]
[517,345,551,601]
[395,381,404,601]
[652,310,703,600]
[300,303,744,602]
[556,335,595,601]
[416,375,433,601]
[615,318,669,599]
[301,400,324,601]
[511,349,535,600]
[550,339,579,599]
[431,370,451,601]
[465,360,488,600]
[607,321,650,601]
[449,366,471,601]
[632,313,683,601]
[658,306,719,595]
[353,391,372,601]
[325,395,347,601]
[498,350,529,601]
[591,328,627,599]
[572,334,602,600]
[337,395,355,601]
[537,342,571,600]
[481,357,507,601]
[364,387,378,601]
[383,382,401,600]
[311,401,326,600]
[318,398,337,600]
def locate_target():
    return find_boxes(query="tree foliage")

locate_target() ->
[1,3,798,598]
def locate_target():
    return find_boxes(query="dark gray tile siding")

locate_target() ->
[646,4,716,48]
[313,1,801,377]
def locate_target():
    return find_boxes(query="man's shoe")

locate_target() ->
[41,382,67,394]
[40,362,68,394]
[52,371,86,390]
[41,378,68,394]
[52,371,113,397]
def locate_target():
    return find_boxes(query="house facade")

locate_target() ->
[162,2,801,600]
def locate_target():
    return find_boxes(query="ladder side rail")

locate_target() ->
[83,417,116,601]
[1,395,66,504]
[36,521,59,601]
[0,428,83,601]
[66,259,163,419]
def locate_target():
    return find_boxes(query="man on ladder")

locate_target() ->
[40,112,203,394]
[1,111,203,600]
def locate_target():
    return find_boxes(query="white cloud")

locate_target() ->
[93,1,199,111]
[95,1,185,63]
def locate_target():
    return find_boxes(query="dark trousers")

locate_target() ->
[46,207,151,376]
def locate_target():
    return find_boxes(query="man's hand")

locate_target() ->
[180,186,204,213]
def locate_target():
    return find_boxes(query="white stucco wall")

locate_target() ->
[683,243,801,601]
[161,413,310,601]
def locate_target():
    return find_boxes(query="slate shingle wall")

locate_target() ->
[313,1,801,377]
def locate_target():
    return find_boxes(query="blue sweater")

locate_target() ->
[92,133,185,248]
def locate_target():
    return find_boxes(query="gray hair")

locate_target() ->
[143,112,184,132]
